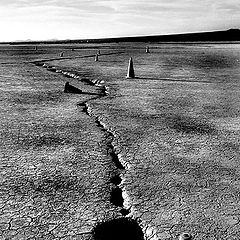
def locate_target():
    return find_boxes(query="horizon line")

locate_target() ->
[1,28,239,44]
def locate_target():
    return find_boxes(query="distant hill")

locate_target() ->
[3,29,240,45]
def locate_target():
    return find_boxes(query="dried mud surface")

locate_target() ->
[1,43,240,240]
[0,50,123,240]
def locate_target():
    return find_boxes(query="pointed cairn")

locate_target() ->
[60,52,64,57]
[146,46,150,53]
[126,57,135,79]
[35,46,38,51]
[95,53,99,62]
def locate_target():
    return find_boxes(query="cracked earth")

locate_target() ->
[1,43,240,240]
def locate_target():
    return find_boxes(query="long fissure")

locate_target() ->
[36,60,144,240]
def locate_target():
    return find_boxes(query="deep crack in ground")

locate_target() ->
[36,60,144,239]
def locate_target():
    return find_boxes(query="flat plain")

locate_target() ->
[1,43,240,239]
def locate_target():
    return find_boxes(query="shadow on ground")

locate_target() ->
[92,218,144,240]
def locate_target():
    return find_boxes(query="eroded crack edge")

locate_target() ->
[80,100,131,214]
[33,60,146,239]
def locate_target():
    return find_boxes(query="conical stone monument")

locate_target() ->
[126,57,135,78]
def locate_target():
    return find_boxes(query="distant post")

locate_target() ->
[126,57,135,78]
[146,46,150,53]
[60,52,64,57]
[95,54,99,62]
[98,50,101,55]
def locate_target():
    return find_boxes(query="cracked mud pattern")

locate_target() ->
[91,83,240,239]
[0,49,123,239]
[83,44,240,239]
[1,43,240,240]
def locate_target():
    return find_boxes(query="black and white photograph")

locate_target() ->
[0,1,240,239]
